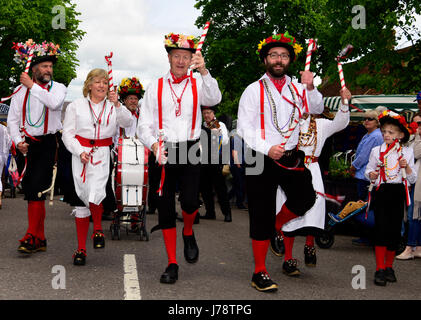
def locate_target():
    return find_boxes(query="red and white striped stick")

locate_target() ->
[336,44,353,105]
[105,52,114,91]
[1,48,35,102]
[196,20,212,53]
[304,39,316,71]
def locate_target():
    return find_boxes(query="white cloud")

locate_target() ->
[66,0,202,101]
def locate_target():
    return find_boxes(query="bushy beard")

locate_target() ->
[266,61,289,79]
[35,72,52,84]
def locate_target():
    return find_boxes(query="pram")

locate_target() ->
[110,137,150,241]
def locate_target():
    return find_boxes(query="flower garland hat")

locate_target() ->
[118,77,144,101]
[378,109,415,144]
[257,31,303,62]
[164,33,200,53]
[12,39,61,69]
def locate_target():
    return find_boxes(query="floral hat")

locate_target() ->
[378,109,416,143]
[257,31,303,62]
[12,39,61,69]
[118,77,144,101]
[164,33,200,53]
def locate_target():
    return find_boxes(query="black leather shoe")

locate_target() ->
[34,238,47,252]
[160,263,178,284]
[374,269,387,286]
[18,233,36,254]
[93,230,105,249]
[270,234,284,257]
[251,272,278,292]
[384,267,397,282]
[304,245,317,267]
[73,249,87,266]
[282,259,301,276]
[200,213,216,220]
[183,230,199,263]
[224,212,232,222]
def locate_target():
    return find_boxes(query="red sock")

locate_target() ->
[75,217,90,251]
[162,228,177,266]
[252,239,269,274]
[305,235,315,247]
[89,202,103,232]
[182,210,197,236]
[26,201,41,237]
[375,246,387,271]
[275,205,298,232]
[385,250,395,268]
[36,201,46,240]
[283,236,295,261]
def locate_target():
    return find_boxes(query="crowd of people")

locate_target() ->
[2,32,421,292]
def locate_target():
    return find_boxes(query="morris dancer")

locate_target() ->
[62,68,133,266]
[237,32,324,292]
[274,88,351,276]
[365,110,416,286]
[137,32,221,284]
[8,40,66,254]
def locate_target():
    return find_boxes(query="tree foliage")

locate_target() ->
[194,0,421,118]
[0,0,85,99]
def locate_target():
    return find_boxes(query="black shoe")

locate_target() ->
[160,263,179,284]
[34,238,47,252]
[237,204,248,210]
[200,213,216,220]
[73,249,87,266]
[282,259,301,276]
[224,212,232,222]
[18,233,36,254]
[270,234,285,257]
[304,245,317,267]
[384,267,397,282]
[251,272,278,292]
[93,230,105,249]
[374,269,387,286]
[182,230,199,263]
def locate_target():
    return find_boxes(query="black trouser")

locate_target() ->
[157,140,201,229]
[16,133,57,201]
[147,153,161,212]
[246,150,315,240]
[372,183,405,251]
[200,164,231,217]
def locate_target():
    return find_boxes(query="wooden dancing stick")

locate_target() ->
[196,20,212,53]
[105,52,114,91]
[336,44,353,105]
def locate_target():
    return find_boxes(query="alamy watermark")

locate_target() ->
[52,5,66,30]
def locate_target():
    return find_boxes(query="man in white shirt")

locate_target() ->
[237,32,324,292]
[8,41,66,254]
[137,32,221,284]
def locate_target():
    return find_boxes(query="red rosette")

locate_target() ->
[188,39,195,48]
[409,121,418,133]
[171,34,179,44]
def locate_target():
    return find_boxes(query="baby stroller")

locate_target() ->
[110,137,150,241]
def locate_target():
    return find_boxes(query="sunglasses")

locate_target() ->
[364,117,376,121]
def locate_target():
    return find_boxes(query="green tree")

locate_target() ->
[0,0,85,100]
[194,0,421,118]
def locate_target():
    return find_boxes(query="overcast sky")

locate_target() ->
[66,0,202,101]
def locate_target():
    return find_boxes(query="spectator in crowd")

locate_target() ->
[350,109,383,246]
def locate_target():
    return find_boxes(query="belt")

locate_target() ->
[75,135,113,148]
[305,155,319,163]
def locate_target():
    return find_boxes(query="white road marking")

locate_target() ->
[124,254,141,300]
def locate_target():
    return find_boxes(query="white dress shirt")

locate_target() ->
[7,81,67,145]
[137,71,222,150]
[237,74,324,155]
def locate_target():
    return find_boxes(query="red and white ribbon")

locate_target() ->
[1,48,34,102]
[397,143,411,206]
[105,52,114,91]
[196,20,212,53]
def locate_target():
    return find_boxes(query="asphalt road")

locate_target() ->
[1,191,421,311]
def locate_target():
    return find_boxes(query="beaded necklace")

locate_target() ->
[384,152,400,181]
[298,116,318,164]
[25,81,53,128]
